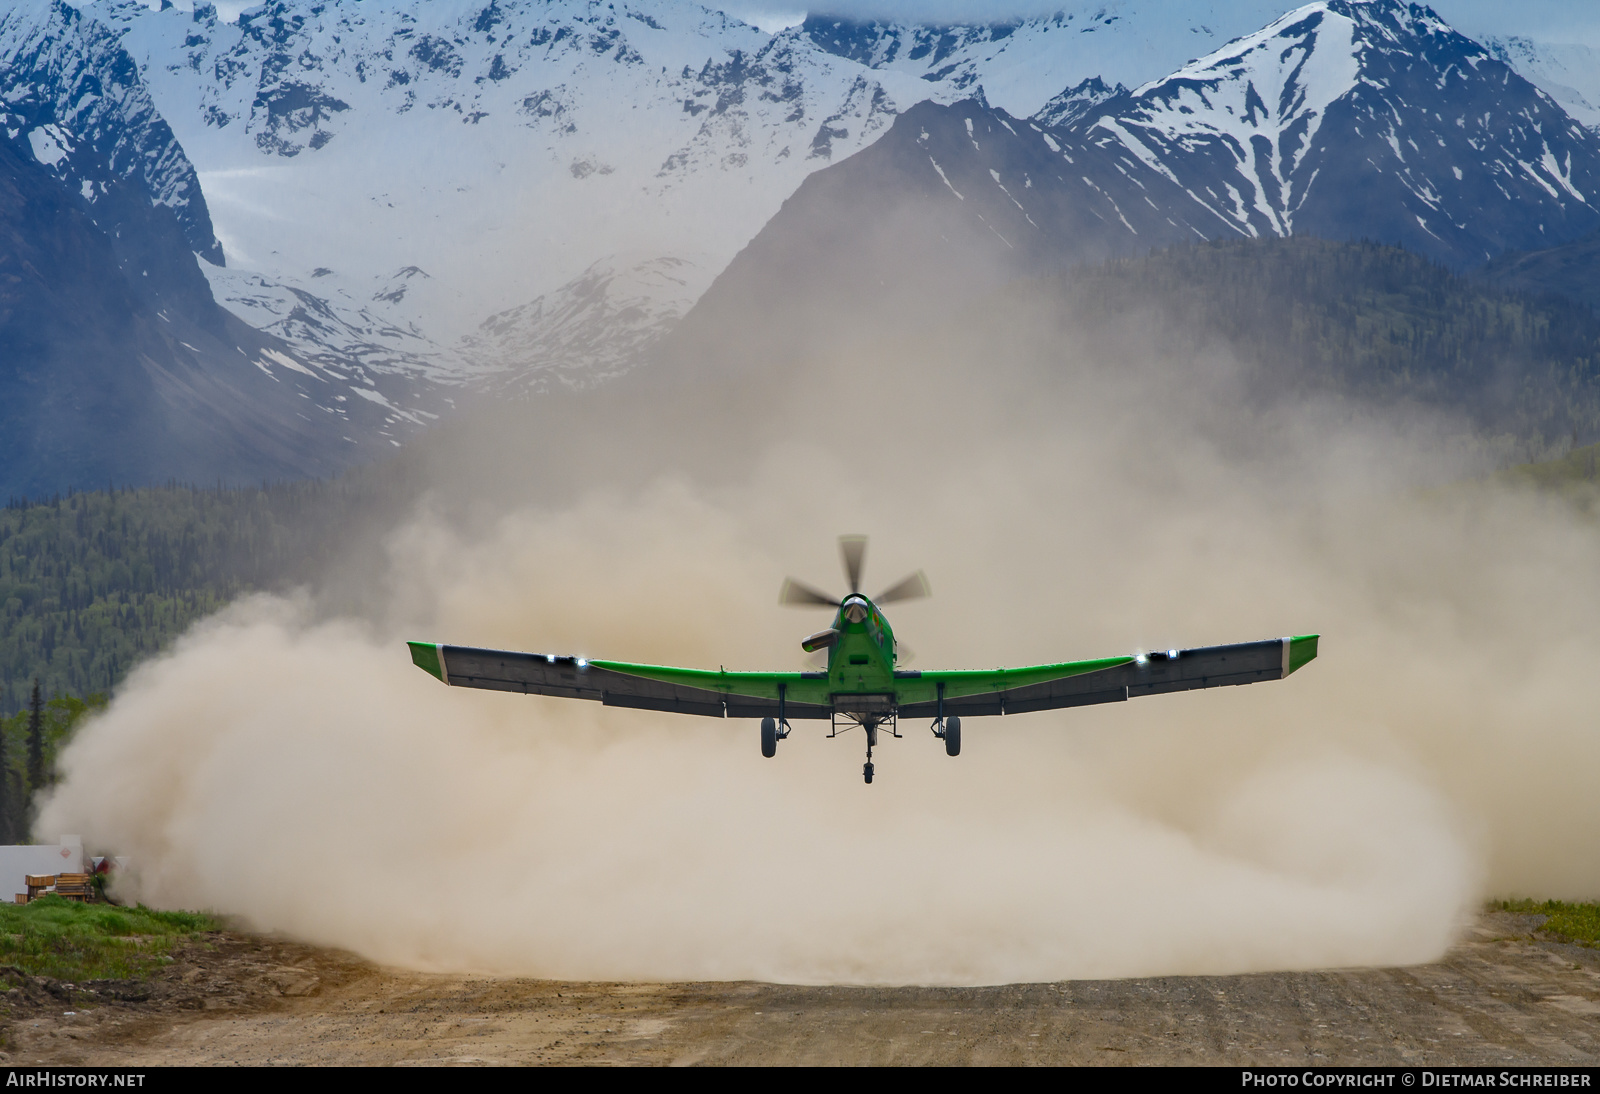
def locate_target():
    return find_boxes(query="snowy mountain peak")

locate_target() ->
[467,252,710,392]
[1069,0,1600,258]
[1482,35,1600,134]
[71,0,926,360]
[0,0,221,261]
[1034,76,1129,129]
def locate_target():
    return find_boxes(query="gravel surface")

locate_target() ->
[4,911,1597,1066]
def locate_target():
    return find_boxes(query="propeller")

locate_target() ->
[875,570,932,605]
[840,534,867,594]
[778,535,932,609]
[778,578,840,608]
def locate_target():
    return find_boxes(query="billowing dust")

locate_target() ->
[35,300,1600,986]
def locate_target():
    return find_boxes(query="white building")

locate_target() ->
[0,837,82,901]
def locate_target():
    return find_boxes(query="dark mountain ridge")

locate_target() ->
[0,115,414,499]
[1479,230,1600,314]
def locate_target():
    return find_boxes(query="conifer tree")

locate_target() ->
[25,679,44,804]
[0,692,11,844]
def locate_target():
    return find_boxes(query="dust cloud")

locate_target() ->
[34,293,1600,986]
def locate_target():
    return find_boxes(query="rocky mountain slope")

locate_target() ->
[0,0,221,262]
[0,119,403,498]
[7,0,1600,495]
[0,1,439,496]
[58,0,1329,388]
[1482,36,1600,133]
[1074,0,1600,265]
[86,0,916,383]
[670,0,1600,371]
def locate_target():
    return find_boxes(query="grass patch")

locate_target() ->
[0,896,219,983]
[1494,899,1600,947]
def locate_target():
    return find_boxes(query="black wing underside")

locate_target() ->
[423,646,785,718]
[898,640,1292,717]
[411,638,1309,720]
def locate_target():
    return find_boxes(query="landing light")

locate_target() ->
[546,654,556,663]
[1135,652,1148,664]
[576,658,589,668]
[1168,649,1178,659]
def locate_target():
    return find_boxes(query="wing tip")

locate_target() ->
[1285,634,1319,676]
[407,640,447,683]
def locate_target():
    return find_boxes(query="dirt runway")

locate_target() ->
[6,911,1598,1066]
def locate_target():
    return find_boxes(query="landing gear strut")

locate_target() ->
[930,683,961,756]
[760,686,793,758]
[830,709,898,784]
[943,715,961,757]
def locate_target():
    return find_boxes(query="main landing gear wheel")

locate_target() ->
[863,761,875,784]
[761,716,777,758]
[944,715,961,757]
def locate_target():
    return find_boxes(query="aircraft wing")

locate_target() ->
[409,634,1317,719]
[894,635,1319,717]
[406,642,834,719]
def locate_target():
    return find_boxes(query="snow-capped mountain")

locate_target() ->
[76,0,920,379]
[789,2,1303,117]
[16,0,1596,392]
[674,0,1600,371]
[0,0,458,476]
[0,0,221,261]
[467,253,708,390]
[1071,0,1600,264]
[1034,77,1131,130]
[47,0,1317,389]
[0,100,425,498]
[8,0,1600,495]
[1482,36,1600,134]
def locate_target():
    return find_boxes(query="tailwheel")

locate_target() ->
[863,761,875,784]
[761,716,777,758]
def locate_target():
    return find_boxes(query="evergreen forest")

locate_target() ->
[1054,237,1600,451]
[0,480,368,715]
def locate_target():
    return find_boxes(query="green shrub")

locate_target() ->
[1495,899,1600,947]
[0,895,218,982]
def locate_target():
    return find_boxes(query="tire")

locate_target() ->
[761,716,777,758]
[944,715,961,757]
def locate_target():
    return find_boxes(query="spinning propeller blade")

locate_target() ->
[839,534,867,594]
[782,536,932,611]
[875,570,931,604]
[779,577,840,608]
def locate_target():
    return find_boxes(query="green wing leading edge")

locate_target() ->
[407,535,1318,784]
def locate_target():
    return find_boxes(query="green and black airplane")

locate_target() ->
[408,535,1318,783]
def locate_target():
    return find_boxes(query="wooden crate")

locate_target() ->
[53,873,93,901]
